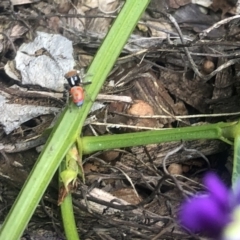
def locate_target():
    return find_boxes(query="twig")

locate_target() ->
[110,111,240,119]
[161,12,240,82]
[200,15,240,39]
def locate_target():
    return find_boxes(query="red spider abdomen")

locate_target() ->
[70,86,84,107]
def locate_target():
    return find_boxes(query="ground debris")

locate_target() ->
[0,0,239,239]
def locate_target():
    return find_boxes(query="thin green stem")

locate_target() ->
[82,122,236,154]
[233,135,240,184]
[59,161,80,240]
[61,194,79,240]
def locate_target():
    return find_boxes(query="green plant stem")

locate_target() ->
[222,120,240,184]
[82,122,236,154]
[59,161,80,240]
[233,135,240,184]
[0,0,150,239]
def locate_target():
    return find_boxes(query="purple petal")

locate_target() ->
[179,195,229,237]
[204,172,229,210]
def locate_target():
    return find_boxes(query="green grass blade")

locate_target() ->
[0,106,81,239]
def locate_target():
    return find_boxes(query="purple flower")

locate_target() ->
[178,172,240,239]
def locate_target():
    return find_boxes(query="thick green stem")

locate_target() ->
[0,107,81,239]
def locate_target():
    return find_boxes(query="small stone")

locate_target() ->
[202,60,215,74]
[168,163,183,175]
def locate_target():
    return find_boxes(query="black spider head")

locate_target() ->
[65,70,81,87]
